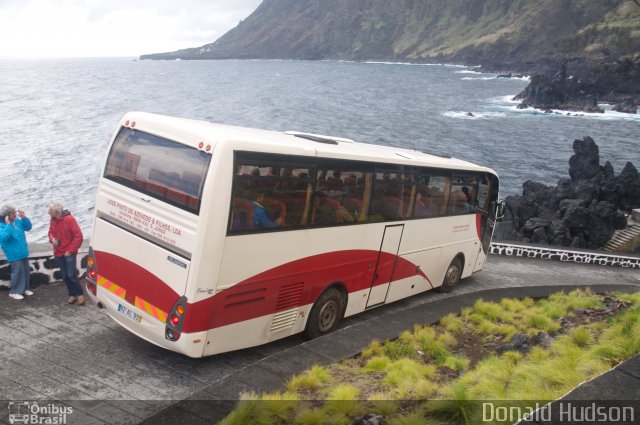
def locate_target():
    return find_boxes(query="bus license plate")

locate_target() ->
[117,304,142,323]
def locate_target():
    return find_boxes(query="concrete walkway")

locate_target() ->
[0,254,638,425]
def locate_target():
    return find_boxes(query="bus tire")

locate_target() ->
[304,287,345,340]
[436,257,462,293]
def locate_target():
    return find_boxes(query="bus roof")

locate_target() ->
[122,111,498,176]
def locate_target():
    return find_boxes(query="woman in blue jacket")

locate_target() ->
[0,204,33,300]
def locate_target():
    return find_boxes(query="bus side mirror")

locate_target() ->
[496,200,506,221]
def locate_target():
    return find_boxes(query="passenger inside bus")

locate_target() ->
[313,192,354,225]
[248,191,282,229]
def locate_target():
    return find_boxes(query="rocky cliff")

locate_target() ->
[494,137,640,250]
[141,0,640,67]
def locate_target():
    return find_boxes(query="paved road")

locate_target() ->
[0,255,638,425]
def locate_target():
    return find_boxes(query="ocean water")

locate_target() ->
[0,58,638,243]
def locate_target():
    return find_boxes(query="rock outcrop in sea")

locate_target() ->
[512,57,640,114]
[494,137,640,250]
[512,58,640,114]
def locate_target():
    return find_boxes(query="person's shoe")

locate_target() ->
[9,293,24,300]
[24,290,34,296]
[67,296,76,304]
[75,295,85,305]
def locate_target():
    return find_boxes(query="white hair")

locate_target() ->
[48,202,64,214]
[0,204,15,216]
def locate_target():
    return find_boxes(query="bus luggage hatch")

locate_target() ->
[366,224,404,308]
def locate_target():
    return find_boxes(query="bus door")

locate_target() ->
[367,224,404,307]
[473,174,499,272]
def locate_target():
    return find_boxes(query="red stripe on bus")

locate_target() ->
[94,249,431,334]
[476,213,483,241]
[183,250,430,333]
[94,251,180,314]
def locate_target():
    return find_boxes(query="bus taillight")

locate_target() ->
[165,296,187,342]
[85,247,98,296]
[166,329,180,341]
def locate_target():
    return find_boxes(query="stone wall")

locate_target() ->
[0,241,89,289]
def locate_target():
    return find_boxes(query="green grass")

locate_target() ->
[218,290,640,425]
[286,365,332,393]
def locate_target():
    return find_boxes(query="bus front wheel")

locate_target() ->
[436,257,462,293]
[304,287,345,339]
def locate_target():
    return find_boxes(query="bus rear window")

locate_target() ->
[104,128,211,214]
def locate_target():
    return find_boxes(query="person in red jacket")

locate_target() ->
[48,202,84,305]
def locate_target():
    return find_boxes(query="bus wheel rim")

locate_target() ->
[318,300,338,332]
[446,266,459,286]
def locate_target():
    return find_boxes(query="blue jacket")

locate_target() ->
[252,202,279,229]
[0,217,32,262]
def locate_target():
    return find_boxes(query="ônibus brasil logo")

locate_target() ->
[8,401,72,424]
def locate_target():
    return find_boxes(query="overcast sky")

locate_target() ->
[0,0,263,58]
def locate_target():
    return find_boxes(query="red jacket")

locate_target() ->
[48,211,83,256]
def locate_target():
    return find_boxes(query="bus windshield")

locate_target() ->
[104,128,211,214]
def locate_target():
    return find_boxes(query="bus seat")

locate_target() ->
[383,196,403,219]
[231,198,254,231]
[449,190,468,214]
[342,197,363,215]
[261,198,286,225]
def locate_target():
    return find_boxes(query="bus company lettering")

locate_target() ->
[453,224,470,233]
[106,198,182,245]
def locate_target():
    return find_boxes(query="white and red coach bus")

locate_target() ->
[85,112,501,357]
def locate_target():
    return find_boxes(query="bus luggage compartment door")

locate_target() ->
[367,224,404,308]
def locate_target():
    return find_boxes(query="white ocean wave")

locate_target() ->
[362,61,471,67]
[461,76,499,80]
[489,95,520,104]
[443,111,507,119]
[508,104,640,121]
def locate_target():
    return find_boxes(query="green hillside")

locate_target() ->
[140,0,640,66]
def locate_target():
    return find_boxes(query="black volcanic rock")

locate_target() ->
[514,63,605,113]
[514,57,640,113]
[569,136,600,180]
[613,98,638,114]
[494,137,640,250]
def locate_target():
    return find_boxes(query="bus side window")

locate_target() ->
[370,170,406,221]
[416,174,447,217]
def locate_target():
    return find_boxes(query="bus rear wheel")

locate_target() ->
[304,287,345,339]
[436,257,462,293]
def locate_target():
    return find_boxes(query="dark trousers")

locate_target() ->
[56,255,84,297]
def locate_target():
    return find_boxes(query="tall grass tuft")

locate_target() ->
[218,396,273,425]
[473,299,512,322]
[443,355,470,372]
[439,313,464,334]
[364,356,390,372]
[427,382,476,424]
[570,326,594,347]
[383,358,437,388]
[362,340,384,358]
[383,340,417,360]
[325,384,364,418]
[287,364,332,393]
[293,407,328,425]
